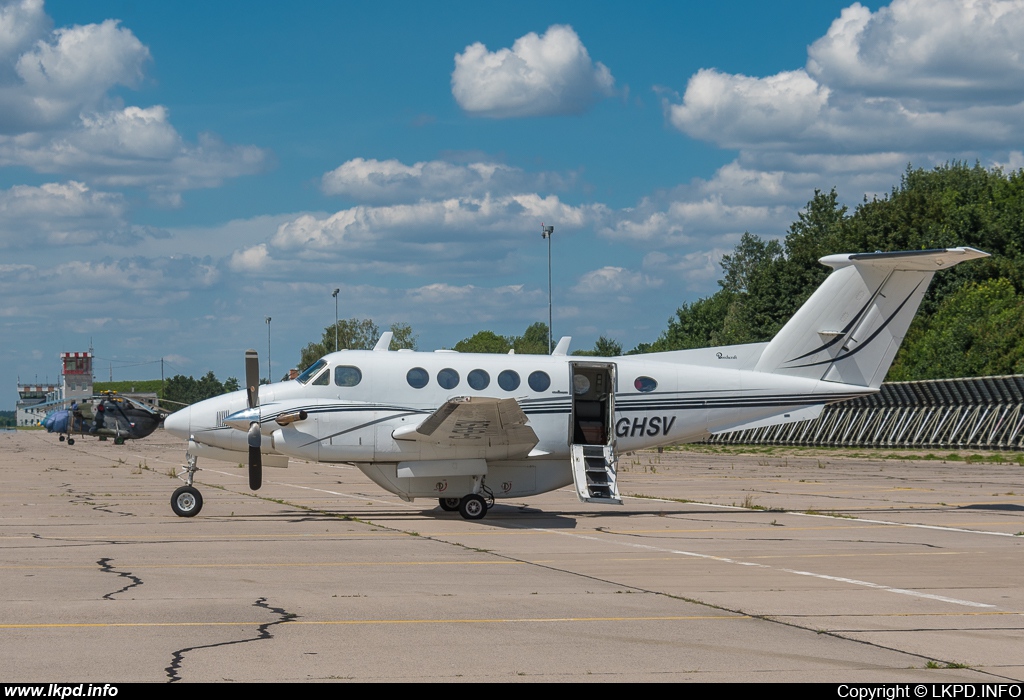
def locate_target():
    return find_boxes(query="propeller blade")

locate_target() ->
[245,349,260,409]
[248,446,262,490]
[247,420,262,490]
[245,349,262,490]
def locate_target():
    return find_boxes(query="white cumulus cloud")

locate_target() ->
[452,24,615,118]
[667,0,1024,154]
[0,180,135,248]
[0,4,267,194]
[321,157,574,203]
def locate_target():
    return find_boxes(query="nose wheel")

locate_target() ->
[171,485,203,517]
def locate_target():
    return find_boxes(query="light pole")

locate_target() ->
[265,316,272,383]
[541,224,554,353]
[332,288,340,351]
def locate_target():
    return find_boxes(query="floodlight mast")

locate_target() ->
[332,288,340,351]
[265,316,272,383]
[541,224,554,353]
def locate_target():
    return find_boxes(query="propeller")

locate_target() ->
[245,349,262,491]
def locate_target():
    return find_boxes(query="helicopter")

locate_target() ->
[43,392,164,445]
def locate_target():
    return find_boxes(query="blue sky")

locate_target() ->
[5,0,1023,406]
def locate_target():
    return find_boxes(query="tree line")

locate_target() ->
[632,163,1024,381]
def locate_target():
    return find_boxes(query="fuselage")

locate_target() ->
[163,345,871,501]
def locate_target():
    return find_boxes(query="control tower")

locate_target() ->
[61,351,93,402]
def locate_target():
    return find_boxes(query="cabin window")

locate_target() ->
[437,368,460,389]
[497,370,520,391]
[528,371,551,392]
[468,369,490,390]
[407,367,429,389]
[334,366,362,387]
[634,376,657,392]
[296,359,327,384]
[573,374,591,395]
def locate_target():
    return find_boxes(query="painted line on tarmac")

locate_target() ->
[624,494,1021,539]
[534,527,996,609]
[0,614,747,630]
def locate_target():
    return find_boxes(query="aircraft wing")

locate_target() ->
[392,397,539,456]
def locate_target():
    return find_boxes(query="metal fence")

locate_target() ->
[709,375,1024,451]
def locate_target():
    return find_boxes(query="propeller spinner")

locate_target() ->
[245,349,262,490]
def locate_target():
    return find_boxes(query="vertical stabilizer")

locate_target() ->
[754,247,988,388]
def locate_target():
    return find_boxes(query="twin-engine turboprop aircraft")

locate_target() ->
[163,247,987,519]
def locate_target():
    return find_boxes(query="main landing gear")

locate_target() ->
[438,488,495,520]
[171,453,203,517]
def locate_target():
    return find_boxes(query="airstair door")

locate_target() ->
[568,362,621,505]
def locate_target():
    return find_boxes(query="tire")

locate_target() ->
[439,497,461,512]
[459,494,487,520]
[114,436,125,445]
[59,435,65,442]
[67,438,75,446]
[171,485,203,517]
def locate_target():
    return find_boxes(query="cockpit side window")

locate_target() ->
[335,366,362,387]
[296,359,328,384]
[312,369,330,386]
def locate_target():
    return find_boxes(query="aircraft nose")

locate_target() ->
[164,406,191,439]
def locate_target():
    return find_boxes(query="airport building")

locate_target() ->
[15,351,94,426]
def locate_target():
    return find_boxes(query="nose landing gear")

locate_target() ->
[170,453,202,517]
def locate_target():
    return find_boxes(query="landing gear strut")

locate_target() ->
[171,453,202,517]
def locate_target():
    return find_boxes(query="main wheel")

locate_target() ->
[439,497,461,511]
[67,438,75,446]
[459,494,487,520]
[171,485,203,517]
[59,435,65,442]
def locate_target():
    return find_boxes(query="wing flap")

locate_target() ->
[392,397,539,455]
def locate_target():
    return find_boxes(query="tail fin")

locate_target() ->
[754,247,988,388]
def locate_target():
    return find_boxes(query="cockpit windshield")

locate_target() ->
[295,359,328,384]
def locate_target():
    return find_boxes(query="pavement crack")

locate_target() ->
[165,597,298,683]
[63,484,134,517]
[97,557,143,600]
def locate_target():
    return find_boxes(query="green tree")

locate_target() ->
[514,322,550,354]
[454,330,512,354]
[298,318,416,370]
[889,278,1024,380]
[572,336,622,356]
[163,371,235,406]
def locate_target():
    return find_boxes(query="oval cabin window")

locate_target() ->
[497,370,520,391]
[528,371,551,392]
[634,376,657,392]
[407,367,429,389]
[437,368,460,390]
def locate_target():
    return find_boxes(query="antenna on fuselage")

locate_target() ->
[373,332,393,352]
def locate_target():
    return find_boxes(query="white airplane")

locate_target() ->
[163,247,987,519]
